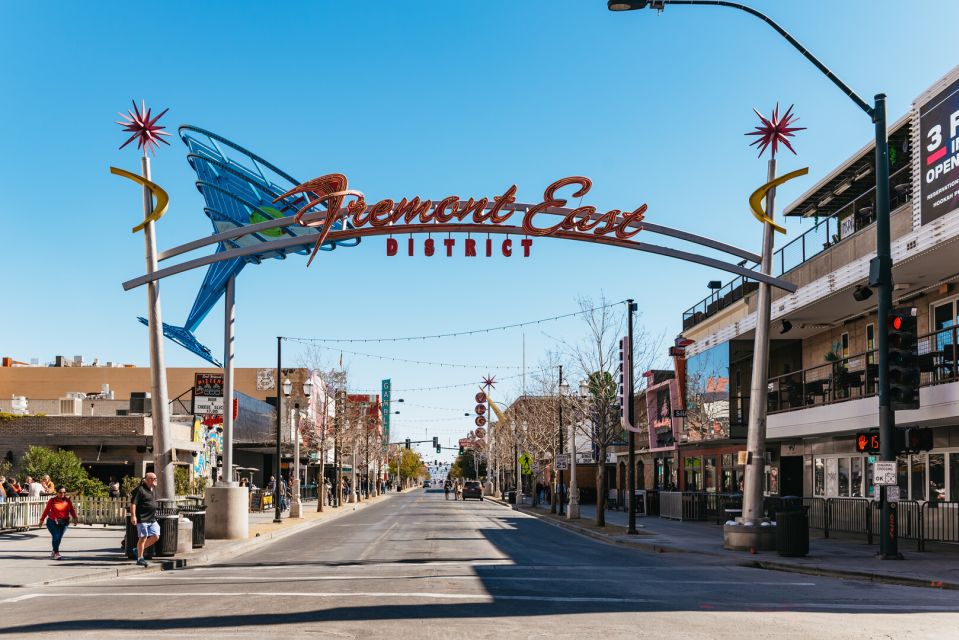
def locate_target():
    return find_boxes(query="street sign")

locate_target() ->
[474,416,486,427]
[672,409,688,418]
[873,461,897,485]
[519,452,533,475]
[475,392,487,404]
[458,438,472,449]
[555,454,569,471]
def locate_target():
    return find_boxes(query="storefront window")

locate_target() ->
[704,456,717,493]
[851,457,863,497]
[929,454,945,502]
[684,456,702,491]
[814,458,825,496]
[721,454,734,492]
[950,453,959,502]
[826,458,838,497]
[911,455,927,501]
[897,456,908,496]
[838,458,849,497]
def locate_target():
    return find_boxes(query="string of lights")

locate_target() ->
[402,402,472,412]
[286,340,522,370]
[353,372,523,393]
[392,416,474,423]
[285,299,626,344]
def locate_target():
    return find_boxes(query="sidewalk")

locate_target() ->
[0,490,407,589]
[491,497,959,590]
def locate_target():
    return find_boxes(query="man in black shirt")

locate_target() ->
[129,473,159,566]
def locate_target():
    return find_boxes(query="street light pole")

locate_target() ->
[608,0,898,559]
[627,299,638,535]
[558,367,568,516]
[569,381,585,520]
[273,337,283,523]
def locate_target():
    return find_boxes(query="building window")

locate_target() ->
[814,458,825,496]
[704,456,717,493]
[841,332,849,359]
[838,458,850,496]
[851,457,863,497]
[684,456,702,491]
[929,454,945,502]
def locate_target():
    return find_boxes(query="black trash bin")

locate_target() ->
[507,490,516,505]
[154,500,180,557]
[776,507,809,557]
[180,505,206,548]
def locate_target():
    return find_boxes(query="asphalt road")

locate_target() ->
[1,489,957,639]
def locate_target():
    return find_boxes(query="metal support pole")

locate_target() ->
[291,403,302,518]
[274,337,283,523]
[556,365,564,515]
[141,155,174,501]
[742,158,777,526]
[627,299,638,534]
[568,416,580,519]
[873,94,900,559]
[222,275,236,486]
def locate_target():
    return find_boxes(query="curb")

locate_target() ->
[746,559,959,591]
[25,493,397,588]
[492,498,959,591]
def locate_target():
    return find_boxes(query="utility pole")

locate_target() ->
[557,365,565,515]
[627,299,638,535]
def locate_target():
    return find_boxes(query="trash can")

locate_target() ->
[507,490,516,505]
[154,500,180,557]
[775,506,809,557]
[179,504,206,548]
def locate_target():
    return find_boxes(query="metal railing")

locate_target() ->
[660,491,743,522]
[765,324,959,415]
[1,496,207,531]
[683,167,911,331]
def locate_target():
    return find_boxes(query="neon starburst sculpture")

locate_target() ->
[116,100,172,155]
[745,103,804,159]
[482,374,497,390]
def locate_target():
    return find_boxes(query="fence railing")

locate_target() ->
[1,495,209,531]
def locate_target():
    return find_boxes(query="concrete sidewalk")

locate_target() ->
[0,489,409,589]
[492,497,959,591]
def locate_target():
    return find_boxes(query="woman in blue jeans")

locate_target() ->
[38,486,78,560]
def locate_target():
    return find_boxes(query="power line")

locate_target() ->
[354,372,523,393]
[286,341,521,370]
[286,300,626,344]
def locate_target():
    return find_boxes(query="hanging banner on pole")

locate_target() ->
[381,379,391,443]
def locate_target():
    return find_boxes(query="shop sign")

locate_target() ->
[194,373,224,415]
[280,174,647,266]
[475,392,487,404]
[917,71,959,224]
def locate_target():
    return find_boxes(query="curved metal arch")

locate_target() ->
[123,223,796,293]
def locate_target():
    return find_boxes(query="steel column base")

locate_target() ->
[723,522,776,551]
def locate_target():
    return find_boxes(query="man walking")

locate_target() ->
[129,473,160,567]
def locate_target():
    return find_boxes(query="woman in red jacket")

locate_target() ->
[38,486,78,560]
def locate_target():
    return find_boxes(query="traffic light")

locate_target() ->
[904,427,934,453]
[436,445,441,454]
[432,436,439,448]
[404,438,411,449]
[458,445,465,455]
[855,430,881,454]
[618,336,632,426]
[888,307,920,411]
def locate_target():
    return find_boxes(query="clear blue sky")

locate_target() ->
[2,1,957,461]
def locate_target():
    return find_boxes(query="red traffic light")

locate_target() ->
[891,315,903,330]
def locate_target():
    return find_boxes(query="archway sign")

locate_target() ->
[122,170,797,295]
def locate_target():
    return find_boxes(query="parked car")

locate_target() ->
[461,481,483,501]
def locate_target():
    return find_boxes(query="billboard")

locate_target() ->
[917,68,959,225]
[381,379,391,443]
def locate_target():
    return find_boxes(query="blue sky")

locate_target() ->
[2,1,957,460]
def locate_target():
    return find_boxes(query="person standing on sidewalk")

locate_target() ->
[38,486,78,560]
[129,473,160,567]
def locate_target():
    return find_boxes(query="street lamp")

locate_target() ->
[290,379,312,518]
[567,379,589,519]
[557,370,569,515]
[608,0,899,558]
[273,338,285,523]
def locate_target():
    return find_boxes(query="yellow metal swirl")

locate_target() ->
[749,167,808,234]
[110,166,169,233]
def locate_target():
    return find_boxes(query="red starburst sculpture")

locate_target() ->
[482,375,497,390]
[116,100,172,155]
[745,103,804,159]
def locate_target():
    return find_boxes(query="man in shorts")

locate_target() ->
[129,473,160,567]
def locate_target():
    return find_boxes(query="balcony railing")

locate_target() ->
[759,325,958,414]
[683,166,912,331]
